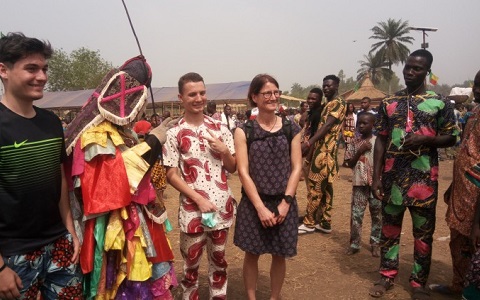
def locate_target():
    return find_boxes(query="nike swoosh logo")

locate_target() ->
[14,140,28,148]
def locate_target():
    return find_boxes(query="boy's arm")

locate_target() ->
[220,151,236,173]
[166,167,217,213]
[307,115,337,147]
[372,134,387,200]
[59,164,80,264]
[0,251,23,299]
[345,141,371,168]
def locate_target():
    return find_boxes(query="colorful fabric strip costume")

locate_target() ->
[65,56,177,299]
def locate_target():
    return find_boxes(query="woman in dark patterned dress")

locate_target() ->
[233,74,302,300]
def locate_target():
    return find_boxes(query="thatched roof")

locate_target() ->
[345,74,386,103]
[340,89,355,100]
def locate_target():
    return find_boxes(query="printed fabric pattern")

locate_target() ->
[376,91,458,208]
[163,115,237,233]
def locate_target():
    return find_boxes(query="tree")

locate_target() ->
[47,47,114,91]
[339,76,357,95]
[338,70,346,83]
[290,83,304,98]
[429,84,452,97]
[370,18,414,71]
[288,83,321,100]
[376,73,404,95]
[357,52,393,85]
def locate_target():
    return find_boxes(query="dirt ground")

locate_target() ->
[163,148,459,300]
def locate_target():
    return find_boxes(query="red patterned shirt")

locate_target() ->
[163,115,236,233]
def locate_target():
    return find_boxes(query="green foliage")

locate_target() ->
[357,52,393,85]
[369,18,414,70]
[377,73,404,95]
[340,75,357,94]
[289,82,321,99]
[428,84,451,97]
[47,47,114,91]
[286,19,469,100]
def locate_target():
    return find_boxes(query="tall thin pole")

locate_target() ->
[121,0,156,115]
[422,30,426,49]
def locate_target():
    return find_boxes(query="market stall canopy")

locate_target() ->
[447,87,472,103]
[29,81,252,109]
[279,94,306,107]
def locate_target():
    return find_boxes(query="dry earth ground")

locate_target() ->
[164,148,458,300]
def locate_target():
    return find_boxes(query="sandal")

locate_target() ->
[369,277,394,298]
[411,286,430,300]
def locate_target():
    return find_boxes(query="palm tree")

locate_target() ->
[369,18,414,71]
[357,52,393,85]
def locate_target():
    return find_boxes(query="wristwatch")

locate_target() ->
[283,194,294,204]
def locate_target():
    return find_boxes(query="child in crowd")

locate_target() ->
[344,112,381,256]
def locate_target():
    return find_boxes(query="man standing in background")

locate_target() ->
[298,75,346,235]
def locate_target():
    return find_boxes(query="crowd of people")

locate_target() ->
[1,32,480,300]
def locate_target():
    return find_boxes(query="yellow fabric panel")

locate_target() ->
[127,236,152,281]
[81,121,125,149]
[121,142,151,194]
[104,210,125,251]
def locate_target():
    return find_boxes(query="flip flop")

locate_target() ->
[369,277,394,298]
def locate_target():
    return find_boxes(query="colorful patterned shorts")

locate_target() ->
[3,233,83,299]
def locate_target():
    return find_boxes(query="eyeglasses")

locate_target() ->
[259,90,282,99]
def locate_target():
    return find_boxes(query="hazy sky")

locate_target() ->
[2,0,479,90]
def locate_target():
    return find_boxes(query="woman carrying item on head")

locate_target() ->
[233,74,302,300]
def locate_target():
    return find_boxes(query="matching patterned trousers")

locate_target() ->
[379,203,436,287]
[349,186,382,249]
[180,228,229,300]
[303,178,333,228]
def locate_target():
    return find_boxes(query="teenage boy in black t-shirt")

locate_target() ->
[0,32,82,299]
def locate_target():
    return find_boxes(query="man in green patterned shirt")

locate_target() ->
[369,49,457,299]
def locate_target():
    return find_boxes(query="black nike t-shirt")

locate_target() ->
[0,103,67,256]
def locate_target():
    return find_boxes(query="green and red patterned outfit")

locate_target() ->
[376,90,458,287]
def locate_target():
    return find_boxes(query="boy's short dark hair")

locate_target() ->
[361,97,372,103]
[178,72,204,94]
[0,32,52,67]
[409,49,433,70]
[309,87,323,98]
[357,111,376,123]
[323,75,340,85]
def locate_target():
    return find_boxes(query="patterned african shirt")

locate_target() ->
[308,95,346,183]
[163,115,236,233]
[346,135,376,186]
[376,90,458,208]
[446,104,480,236]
